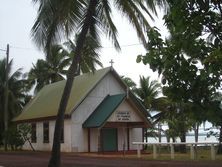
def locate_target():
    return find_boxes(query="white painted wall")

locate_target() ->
[108,100,143,122]
[90,128,99,152]
[117,127,127,151]
[71,73,125,152]
[129,128,143,150]
[21,119,72,152]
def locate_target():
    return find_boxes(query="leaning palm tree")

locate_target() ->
[31,1,167,166]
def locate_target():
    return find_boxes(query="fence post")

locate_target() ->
[190,144,195,160]
[137,144,141,158]
[210,144,216,160]
[170,144,175,159]
[153,144,157,159]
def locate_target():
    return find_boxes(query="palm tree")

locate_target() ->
[28,45,69,93]
[64,34,103,75]
[133,76,162,143]
[134,76,161,109]
[121,76,137,91]
[31,1,167,166]
[0,58,27,146]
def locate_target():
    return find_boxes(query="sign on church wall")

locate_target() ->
[116,111,131,121]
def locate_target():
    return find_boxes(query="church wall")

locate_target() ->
[90,128,99,152]
[117,127,127,151]
[21,119,72,152]
[129,128,143,150]
[107,100,143,122]
[71,73,125,152]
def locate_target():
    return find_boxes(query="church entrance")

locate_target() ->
[101,128,117,151]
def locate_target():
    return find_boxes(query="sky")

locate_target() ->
[0,0,167,85]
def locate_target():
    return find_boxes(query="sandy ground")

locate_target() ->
[0,151,222,167]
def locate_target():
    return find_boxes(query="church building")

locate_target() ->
[14,67,152,152]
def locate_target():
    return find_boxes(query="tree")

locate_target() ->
[28,45,69,93]
[121,76,137,90]
[134,76,161,109]
[64,34,103,75]
[0,58,27,146]
[137,0,222,151]
[32,1,166,166]
[134,76,163,143]
[206,93,222,154]
[155,101,194,152]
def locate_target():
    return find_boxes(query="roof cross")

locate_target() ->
[109,59,114,67]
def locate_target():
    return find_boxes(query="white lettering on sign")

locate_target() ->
[116,111,131,121]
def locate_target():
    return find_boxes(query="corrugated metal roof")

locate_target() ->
[14,67,111,122]
[83,94,126,128]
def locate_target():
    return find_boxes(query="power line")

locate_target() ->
[102,43,143,48]
[10,46,39,51]
[0,48,6,52]
[9,42,143,51]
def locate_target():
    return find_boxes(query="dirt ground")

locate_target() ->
[0,151,222,167]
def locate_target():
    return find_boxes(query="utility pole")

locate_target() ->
[4,44,9,151]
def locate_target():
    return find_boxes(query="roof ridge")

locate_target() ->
[42,67,112,88]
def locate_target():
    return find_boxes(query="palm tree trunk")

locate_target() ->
[48,1,98,167]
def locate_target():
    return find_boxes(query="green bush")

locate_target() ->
[2,126,25,150]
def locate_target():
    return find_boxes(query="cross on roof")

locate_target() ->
[109,59,114,67]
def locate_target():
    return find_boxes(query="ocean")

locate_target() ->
[147,134,218,143]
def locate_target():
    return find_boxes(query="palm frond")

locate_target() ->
[114,0,151,47]
[31,0,84,51]
[98,0,120,51]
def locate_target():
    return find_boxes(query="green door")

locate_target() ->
[101,128,117,151]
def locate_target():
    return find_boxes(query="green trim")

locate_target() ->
[83,94,126,128]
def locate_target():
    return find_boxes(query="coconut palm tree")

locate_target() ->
[64,34,103,75]
[133,76,162,143]
[0,58,27,146]
[134,76,161,109]
[31,1,167,166]
[28,45,70,93]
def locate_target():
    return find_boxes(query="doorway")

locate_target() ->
[101,128,117,151]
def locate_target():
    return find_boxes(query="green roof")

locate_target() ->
[83,94,126,128]
[14,67,111,122]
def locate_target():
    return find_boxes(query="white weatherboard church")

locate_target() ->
[14,67,151,152]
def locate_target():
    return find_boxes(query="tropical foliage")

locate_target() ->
[27,45,69,93]
[137,0,222,153]
[121,76,136,90]
[0,58,28,145]
[134,76,161,110]
[64,34,103,75]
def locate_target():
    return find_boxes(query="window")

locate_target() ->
[43,122,49,143]
[60,125,64,143]
[31,123,37,143]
